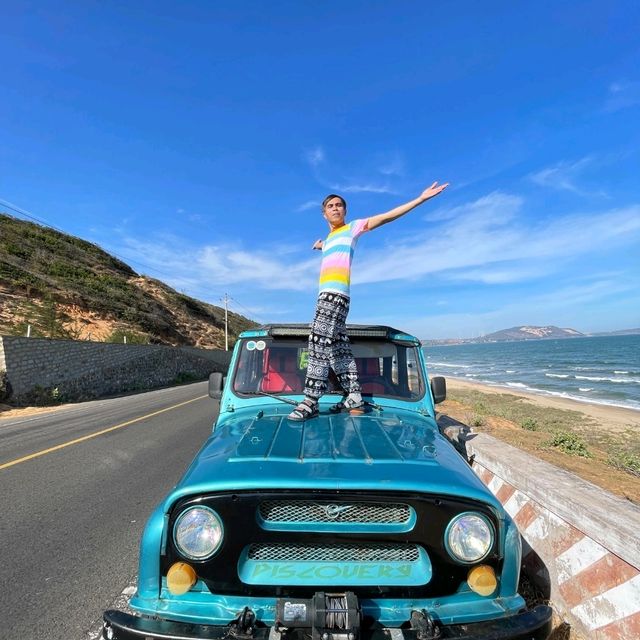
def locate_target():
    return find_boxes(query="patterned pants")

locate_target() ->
[304,292,361,399]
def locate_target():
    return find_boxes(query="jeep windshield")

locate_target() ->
[232,337,425,400]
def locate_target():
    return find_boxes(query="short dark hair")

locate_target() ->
[322,194,347,210]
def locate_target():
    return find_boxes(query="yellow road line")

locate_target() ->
[0,395,207,471]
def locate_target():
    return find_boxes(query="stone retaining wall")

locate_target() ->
[0,336,232,405]
[467,432,640,640]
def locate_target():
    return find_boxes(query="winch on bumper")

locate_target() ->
[103,593,552,640]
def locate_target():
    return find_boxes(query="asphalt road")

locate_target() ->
[0,381,217,640]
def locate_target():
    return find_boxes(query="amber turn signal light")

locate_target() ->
[467,564,497,596]
[167,562,197,595]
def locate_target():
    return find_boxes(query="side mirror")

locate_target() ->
[430,376,446,404]
[208,372,224,399]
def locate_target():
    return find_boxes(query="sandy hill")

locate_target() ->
[0,212,256,348]
[477,325,584,342]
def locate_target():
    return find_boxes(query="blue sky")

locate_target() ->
[1,1,639,339]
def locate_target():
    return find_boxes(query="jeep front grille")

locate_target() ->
[259,500,411,524]
[247,542,420,563]
[165,490,498,597]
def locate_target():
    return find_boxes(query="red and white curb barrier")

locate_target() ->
[467,433,640,639]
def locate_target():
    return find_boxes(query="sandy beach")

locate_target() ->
[444,377,640,435]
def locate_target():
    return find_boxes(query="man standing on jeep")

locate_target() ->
[288,182,449,421]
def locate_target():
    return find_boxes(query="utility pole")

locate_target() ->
[222,293,229,351]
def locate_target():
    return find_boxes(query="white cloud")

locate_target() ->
[377,153,405,177]
[305,146,325,167]
[226,299,280,324]
[296,200,320,212]
[303,145,401,195]
[604,80,640,113]
[199,246,317,291]
[526,278,637,308]
[425,191,522,224]
[528,156,604,196]
[113,234,319,295]
[353,193,640,286]
[400,275,640,339]
[448,264,554,284]
[105,193,640,311]
[329,182,396,194]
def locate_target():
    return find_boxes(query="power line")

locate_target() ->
[0,198,59,229]
[228,295,265,324]
[0,197,217,290]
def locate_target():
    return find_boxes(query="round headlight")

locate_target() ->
[174,506,224,560]
[446,513,493,563]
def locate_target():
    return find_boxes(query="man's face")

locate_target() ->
[323,197,346,227]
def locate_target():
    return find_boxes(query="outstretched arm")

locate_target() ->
[366,181,449,231]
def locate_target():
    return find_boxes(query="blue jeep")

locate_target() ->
[103,325,551,640]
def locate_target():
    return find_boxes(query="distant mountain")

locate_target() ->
[475,325,585,342]
[423,325,585,346]
[0,212,257,347]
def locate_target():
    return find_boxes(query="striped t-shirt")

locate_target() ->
[318,218,369,296]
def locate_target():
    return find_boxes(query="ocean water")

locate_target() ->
[424,335,640,411]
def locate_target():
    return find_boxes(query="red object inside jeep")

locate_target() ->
[357,357,387,394]
[261,348,303,392]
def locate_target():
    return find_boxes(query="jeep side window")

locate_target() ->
[407,349,421,395]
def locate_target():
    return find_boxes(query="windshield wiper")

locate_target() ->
[244,391,299,406]
[244,391,384,412]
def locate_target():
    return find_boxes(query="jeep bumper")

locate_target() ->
[103,605,552,640]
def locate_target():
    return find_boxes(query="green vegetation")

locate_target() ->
[607,450,640,477]
[173,372,203,385]
[469,413,486,427]
[22,385,65,406]
[0,212,257,345]
[448,388,593,433]
[448,388,640,478]
[544,431,592,458]
[473,400,489,414]
[10,297,73,339]
[106,329,150,344]
[0,371,11,403]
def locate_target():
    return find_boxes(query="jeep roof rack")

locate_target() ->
[239,324,420,344]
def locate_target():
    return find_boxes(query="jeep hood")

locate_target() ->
[167,406,500,510]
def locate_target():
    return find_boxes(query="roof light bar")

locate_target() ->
[268,326,312,337]
[347,328,392,338]
[262,325,419,343]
